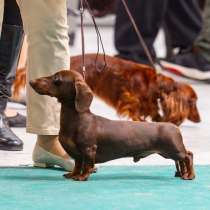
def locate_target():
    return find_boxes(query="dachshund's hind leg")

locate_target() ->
[182,151,195,180]
[161,152,189,179]
[172,153,188,179]
[173,151,195,180]
[179,159,188,178]
[175,161,182,177]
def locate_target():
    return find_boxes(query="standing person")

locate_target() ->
[0,0,74,170]
[114,0,202,65]
[0,0,24,151]
[16,0,74,170]
[67,0,79,46]
[161,0,210,81]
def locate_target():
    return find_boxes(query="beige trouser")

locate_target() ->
[16,0,70,135]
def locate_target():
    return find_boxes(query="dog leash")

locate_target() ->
[79,0,161,75]
[79,0,107,79]
[84,0,107,72]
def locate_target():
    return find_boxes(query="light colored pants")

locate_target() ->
[15,0,70,135]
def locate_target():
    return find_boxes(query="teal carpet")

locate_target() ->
[0,166,209,210]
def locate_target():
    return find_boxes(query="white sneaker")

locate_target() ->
[32,143,75,171]
[160,50,210,81]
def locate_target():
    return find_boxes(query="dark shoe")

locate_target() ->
[0,114,23,151]
[6,113,26,128]
[160,48,210,81]
[0,24,24,151]
[68,32,75,46]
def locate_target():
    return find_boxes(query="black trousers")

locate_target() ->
[114,0,202,64]
[3,0,22,26]
[0,0,23,112]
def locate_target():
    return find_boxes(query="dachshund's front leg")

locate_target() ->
[74,145,97,181]
[64,159,83,179]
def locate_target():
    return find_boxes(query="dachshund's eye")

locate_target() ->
[53,77,62,86]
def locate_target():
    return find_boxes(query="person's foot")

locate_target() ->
[4,109,26,128]
[33,135,74,171]
[160,48,210,81]
[6,113,26,128]
[68,32,75,46]
[0,114,23,151]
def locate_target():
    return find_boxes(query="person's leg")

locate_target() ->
[165,0,202,50]
[67,0,78,46]
[16,0,74,170]
[198,0,207,10]
[195,0,210,62]
[0,0,3,34]
[114,0,168,64]
[161,0,210,81]
[2,0,26,128]
[0,0,24,151]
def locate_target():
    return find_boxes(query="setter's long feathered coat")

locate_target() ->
[13,54,201,125]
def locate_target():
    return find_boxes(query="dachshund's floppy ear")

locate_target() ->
[74,75,93,112]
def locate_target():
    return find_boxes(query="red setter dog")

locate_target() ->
[71,54,200,125]
[13,54,201,125]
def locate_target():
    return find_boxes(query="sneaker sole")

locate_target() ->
[0,145,23,151]
[8,123,26,128]
[160,60,210,81]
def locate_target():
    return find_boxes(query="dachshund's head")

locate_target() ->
[157,74,200,125]
[30,70,93,112]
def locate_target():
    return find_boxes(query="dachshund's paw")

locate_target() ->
[90,167,97,173]
[63,172,72,179]
[181,173,195,180]
[72,175,89,181]
[63,172,79,179]
[182,173,195,180]
[188,173,195,180]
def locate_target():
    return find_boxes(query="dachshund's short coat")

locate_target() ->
[30,70,195,181]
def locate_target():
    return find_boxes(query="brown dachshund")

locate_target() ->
[30,70,195,181]
[71,54,201,125]
[13,54,201,125]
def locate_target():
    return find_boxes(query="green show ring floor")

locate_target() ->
[0,165,209,210]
